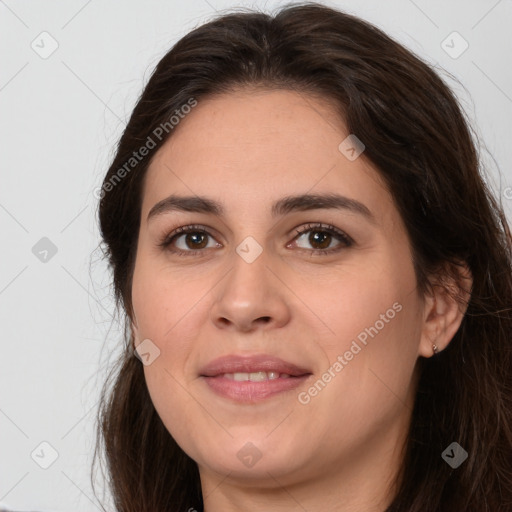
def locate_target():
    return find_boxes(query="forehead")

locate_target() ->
[141,89,393,223]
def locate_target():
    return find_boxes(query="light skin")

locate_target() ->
[130,88,471,511]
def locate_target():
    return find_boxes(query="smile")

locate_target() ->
[201,373,311,403]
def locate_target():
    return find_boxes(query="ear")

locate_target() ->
[418,261,472,358]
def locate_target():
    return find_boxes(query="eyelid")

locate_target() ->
[292,222,352,243]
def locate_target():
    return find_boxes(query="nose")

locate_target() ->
[209,249,291,333]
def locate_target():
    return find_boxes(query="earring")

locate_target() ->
[432,343,439,355]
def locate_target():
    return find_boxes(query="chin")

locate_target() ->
[192,437,308,481]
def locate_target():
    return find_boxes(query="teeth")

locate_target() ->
[223,371,291,381]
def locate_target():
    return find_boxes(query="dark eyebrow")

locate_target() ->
[147,193,376,225]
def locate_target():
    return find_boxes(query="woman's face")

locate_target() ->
[131,89,430,491]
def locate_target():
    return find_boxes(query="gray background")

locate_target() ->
[1,0,511,510]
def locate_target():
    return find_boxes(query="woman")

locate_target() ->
[93,2,512,511]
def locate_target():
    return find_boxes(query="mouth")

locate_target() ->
[199,354,313,403]
[218,371,298,381]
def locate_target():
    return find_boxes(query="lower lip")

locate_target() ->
[201,375,311,403]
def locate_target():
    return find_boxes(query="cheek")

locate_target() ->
[131,251,204,342]
[309,255,416,353]
[142,362,211,465]
[131,257,214,446]
[303,250,421,429]
[298,304,420,457]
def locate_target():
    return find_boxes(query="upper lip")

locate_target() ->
[199,354,312,377]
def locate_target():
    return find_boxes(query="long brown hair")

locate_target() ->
[92,3,512,510]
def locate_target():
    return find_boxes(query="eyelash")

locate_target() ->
[157,222,353,257]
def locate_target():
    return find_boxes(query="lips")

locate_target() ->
[199,354,311,378]
[199,354,313,403]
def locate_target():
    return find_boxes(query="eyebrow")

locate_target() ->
[147,193,376,225]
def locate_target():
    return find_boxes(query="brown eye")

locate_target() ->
[158,225,220,257]
[306,231,332,250]
[181,232,209,250]
[292,223,353,255]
